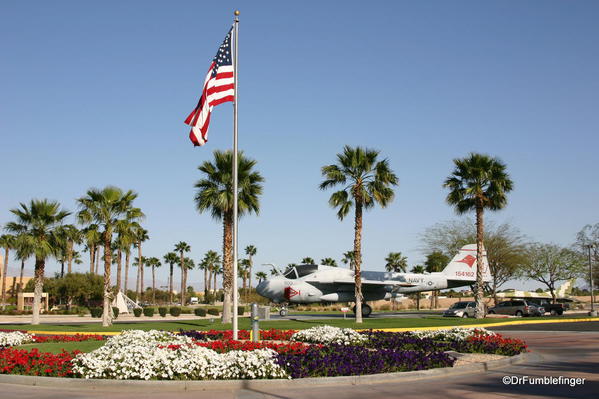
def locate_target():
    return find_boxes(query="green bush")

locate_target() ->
[204,292,215,304]
[158,307,167,317]
[143,307,154,317]
[207,308,220,316]
[194,308,206,317]
[237,306,245,316]
[169,307,181,317]
[90,307,102,318]
[181,307,193,314]
[133,308,143,317]
[112,307,120,319]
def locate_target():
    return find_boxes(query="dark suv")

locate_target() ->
[488,300,544,317]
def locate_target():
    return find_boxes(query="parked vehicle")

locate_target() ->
[488,300,544,317]
[443,301,477,318]
[518,298,565,315]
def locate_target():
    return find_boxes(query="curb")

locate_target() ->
[0,352,535,391]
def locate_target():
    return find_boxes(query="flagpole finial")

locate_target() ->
[234,10,240,16]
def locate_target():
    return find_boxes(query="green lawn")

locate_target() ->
[14,341,105,353]
[1,314,590,333]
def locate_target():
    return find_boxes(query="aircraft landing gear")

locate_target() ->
[279,307,288,317]
[352,303,372,317]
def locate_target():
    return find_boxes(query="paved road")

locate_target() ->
[1,323,597,399]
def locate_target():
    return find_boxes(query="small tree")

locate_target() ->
[518,243,585,303]
[320,258,338,267]
[385,252,408,272]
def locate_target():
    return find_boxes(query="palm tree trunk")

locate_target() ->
[475,205,485,319]
[95,246,101,274]
[31,257,44,325]
[67,240,73,274]
[180,252,185,306]
[60,261,65,278]
[19,260,25,293]
[204,266,208,300]
[135,259,140,301]
[138,242,144,296]
[1,248,9,304]
[353,200,363,323]
[169,263,174,304]
[221,212,233,323]
[213,269,217,294]
[116,249,123,293]
[102,231,113,327]
[248,257,253,290]
[152,265,156,304]
[124,251,130,294]
[90,245,95,274]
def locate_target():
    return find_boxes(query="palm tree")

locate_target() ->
[255,271,268,283]
[132,256,145,302]
[174,242,191,305]
[82,225,100,274]
[13,234,32,295]
[301,257,315,264]
[6,200,70,324]
[114,219,138,293]
[163,252,178,303]
[424,251,450,308]
[321,258,338,266]
[194,150,264,323]
[444,153,513,318]
[0,234,16,304]
[62,225,81,275]
[146,257,161,304]
[133,227,149,300]
[341,250,355,270]
[385,252,408,273]
[78,186,143,327]
[320,145,398,323]
[201,250,220,298]
[244,245,257,291]
[238,258,251,299]
[178,256,195,303]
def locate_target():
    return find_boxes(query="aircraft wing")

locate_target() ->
[329,279,417,287]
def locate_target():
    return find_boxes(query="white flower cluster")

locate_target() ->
[290,325,367,345]
[409,327,496,341]
[0,331,33,347]
[71,330,287,380]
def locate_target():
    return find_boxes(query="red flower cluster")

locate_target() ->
[0,348,79,377]
[195,339,312,354]
[32,334,106,343]
[466,333,528,354]
[197,329,297,341]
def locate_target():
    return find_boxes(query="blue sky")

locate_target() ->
[1,1,598,291]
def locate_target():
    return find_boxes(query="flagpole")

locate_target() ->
[232,10,240,340]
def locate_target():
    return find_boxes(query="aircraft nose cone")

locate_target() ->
[256,280,269,297]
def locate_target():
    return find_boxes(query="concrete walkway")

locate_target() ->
[1,326,597,398]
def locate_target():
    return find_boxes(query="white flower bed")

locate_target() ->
[0,331,33,347]
[409,327,496,341]
[290,325,367,345]
[71,330,287,380]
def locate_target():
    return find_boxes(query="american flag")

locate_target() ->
[185,28,234,146]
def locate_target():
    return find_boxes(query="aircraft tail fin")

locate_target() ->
[556,278,576,297]
[442,244,492,282]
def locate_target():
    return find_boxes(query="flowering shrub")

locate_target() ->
[361,331,440,352]
[276,344,454,378]
[291,326,367,345]
[459,334,528,356]
[409,327,496,341]
[72,330,287,380]
[0,348,78,377]
[0,331,33,347]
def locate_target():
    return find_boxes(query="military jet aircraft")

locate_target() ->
[256,244,492,316]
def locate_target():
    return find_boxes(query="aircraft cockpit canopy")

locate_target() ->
[282,264,318,279]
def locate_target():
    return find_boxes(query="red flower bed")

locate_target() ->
[180,329,297,342]
[465,334,528,355]
[195,339,311,354]
[32,334,106,343]
[0,348,79,377]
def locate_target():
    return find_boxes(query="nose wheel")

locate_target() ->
[352,303,372,317]
[279,307,288,317]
